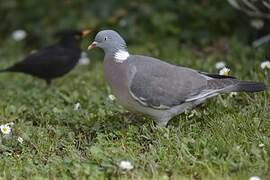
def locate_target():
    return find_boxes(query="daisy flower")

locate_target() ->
[249,176,261,180]
[215,61,226,69]
[0,124,12,135]
[119,160,134,171]
[219,67,230,76]
[11,29,27,41]
[260,60,270,70]
[78,52,90,65]
[74,102,81,111]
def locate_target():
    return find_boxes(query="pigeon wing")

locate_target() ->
[128,55,209,109]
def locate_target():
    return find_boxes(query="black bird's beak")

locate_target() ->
[81,29,92,37]
[88,41,97,50]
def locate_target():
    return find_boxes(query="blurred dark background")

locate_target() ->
[0,0,269,50]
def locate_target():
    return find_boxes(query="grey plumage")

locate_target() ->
[89,30,266,126]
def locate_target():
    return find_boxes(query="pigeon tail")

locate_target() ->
[207,75,266,93]
[233,80,267,92]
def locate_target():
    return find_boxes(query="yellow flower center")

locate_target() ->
[0,125,11,134]
[2,127,8,133]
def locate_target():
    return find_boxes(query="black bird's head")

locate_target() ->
[54,29,92,44]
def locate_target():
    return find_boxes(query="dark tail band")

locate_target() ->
[234,81,267,92]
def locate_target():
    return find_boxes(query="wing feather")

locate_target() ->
[128,55,209,109]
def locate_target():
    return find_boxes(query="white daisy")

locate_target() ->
[219,67,230,76]
[260,60,270,70]
[108,94,116,101]
[74,102,81,111]
[78,52,90,65]
[11,29,27,41]
[249,176,261,180]
[215,61,226,69]
[119,160,134,171]
[0,124,12,135]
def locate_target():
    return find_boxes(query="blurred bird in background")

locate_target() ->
[0,29,92,85]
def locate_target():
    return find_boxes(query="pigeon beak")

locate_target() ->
[88,41,97,50]
[81,29,92,37]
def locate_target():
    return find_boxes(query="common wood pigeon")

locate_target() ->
[88,30,266,126]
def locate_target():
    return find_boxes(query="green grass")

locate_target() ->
[0,38,269,179]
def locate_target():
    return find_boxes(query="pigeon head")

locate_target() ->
[88,30,128,55]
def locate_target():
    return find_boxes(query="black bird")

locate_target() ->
[0,29,92,85]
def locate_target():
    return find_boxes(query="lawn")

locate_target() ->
[0,37,269,179]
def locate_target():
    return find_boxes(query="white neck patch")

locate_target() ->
[114,49,130,63]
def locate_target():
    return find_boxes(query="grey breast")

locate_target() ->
[103,55,137,110]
